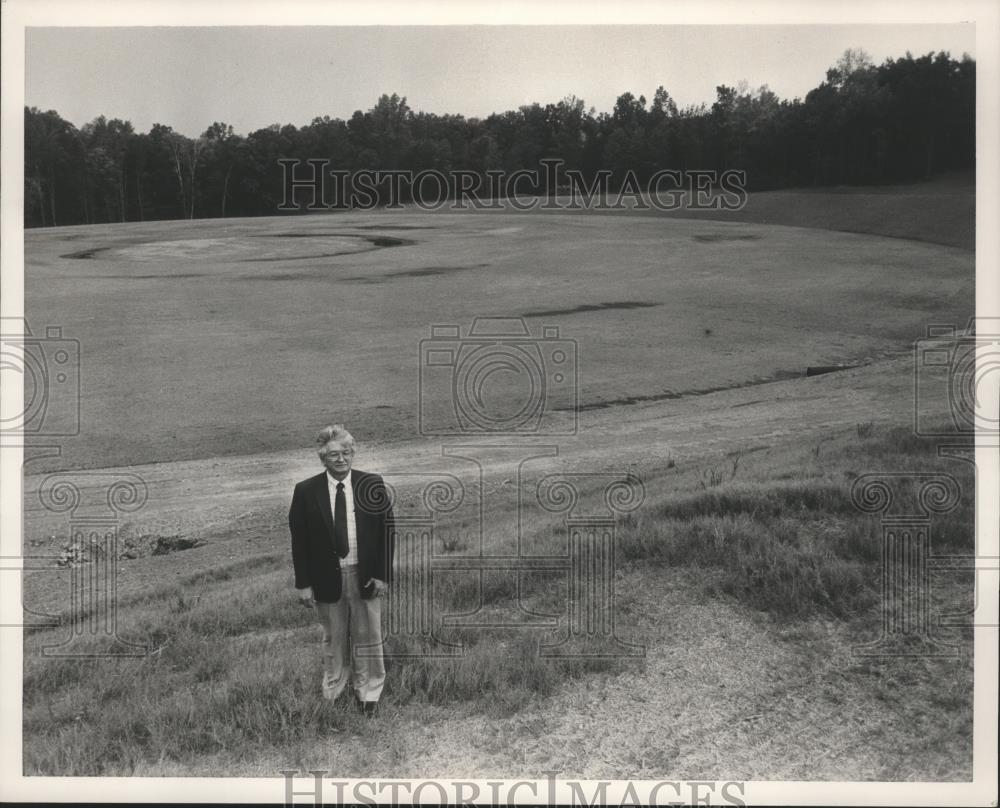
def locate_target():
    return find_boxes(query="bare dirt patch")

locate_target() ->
[60,233,417,266]
[242,233,415,261]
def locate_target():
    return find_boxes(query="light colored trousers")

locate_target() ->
[314,566,386,703]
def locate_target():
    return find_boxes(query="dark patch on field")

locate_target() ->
[238,272,321,281]
[150,536,203,556]
[83,273,207,280]
[564,369,804,411]
[806,364,860,377]
[260,227,434,236]
[60,246,111,259]
[244,251,364,262]
[344,263,489,282]
[354,224,439,231]
[693,233,762,243]
[117,533,204,560]
[365,235,414,248]
[524,301,659,317]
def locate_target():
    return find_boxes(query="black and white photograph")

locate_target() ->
[1,1,997,804]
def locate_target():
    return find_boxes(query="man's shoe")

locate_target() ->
[363,701,378,717]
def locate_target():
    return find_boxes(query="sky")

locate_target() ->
[25,24,976,137]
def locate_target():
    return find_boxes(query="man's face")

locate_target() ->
[319,439,354,478]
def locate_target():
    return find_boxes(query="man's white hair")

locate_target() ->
[316,423,355,452]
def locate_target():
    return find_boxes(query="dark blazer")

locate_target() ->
[288,468,395,603]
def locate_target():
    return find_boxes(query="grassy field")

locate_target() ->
[24,175,973,471]
[625,170,975,250]
[22,419,974,778]
[21,174,977,779]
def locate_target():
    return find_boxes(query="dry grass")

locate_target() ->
[22,419,974,776]
[618,423,974,620]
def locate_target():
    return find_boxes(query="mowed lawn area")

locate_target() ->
[24,174,973,471]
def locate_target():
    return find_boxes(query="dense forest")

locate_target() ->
[24,49,974,227]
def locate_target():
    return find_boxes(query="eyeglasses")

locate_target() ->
[321,450,354,459]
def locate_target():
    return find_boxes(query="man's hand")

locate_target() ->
[366,578,388,597]
[296,587,315,608]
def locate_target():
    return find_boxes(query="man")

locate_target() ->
[288,424,394,715]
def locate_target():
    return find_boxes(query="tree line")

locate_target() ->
[24,48,974,227]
